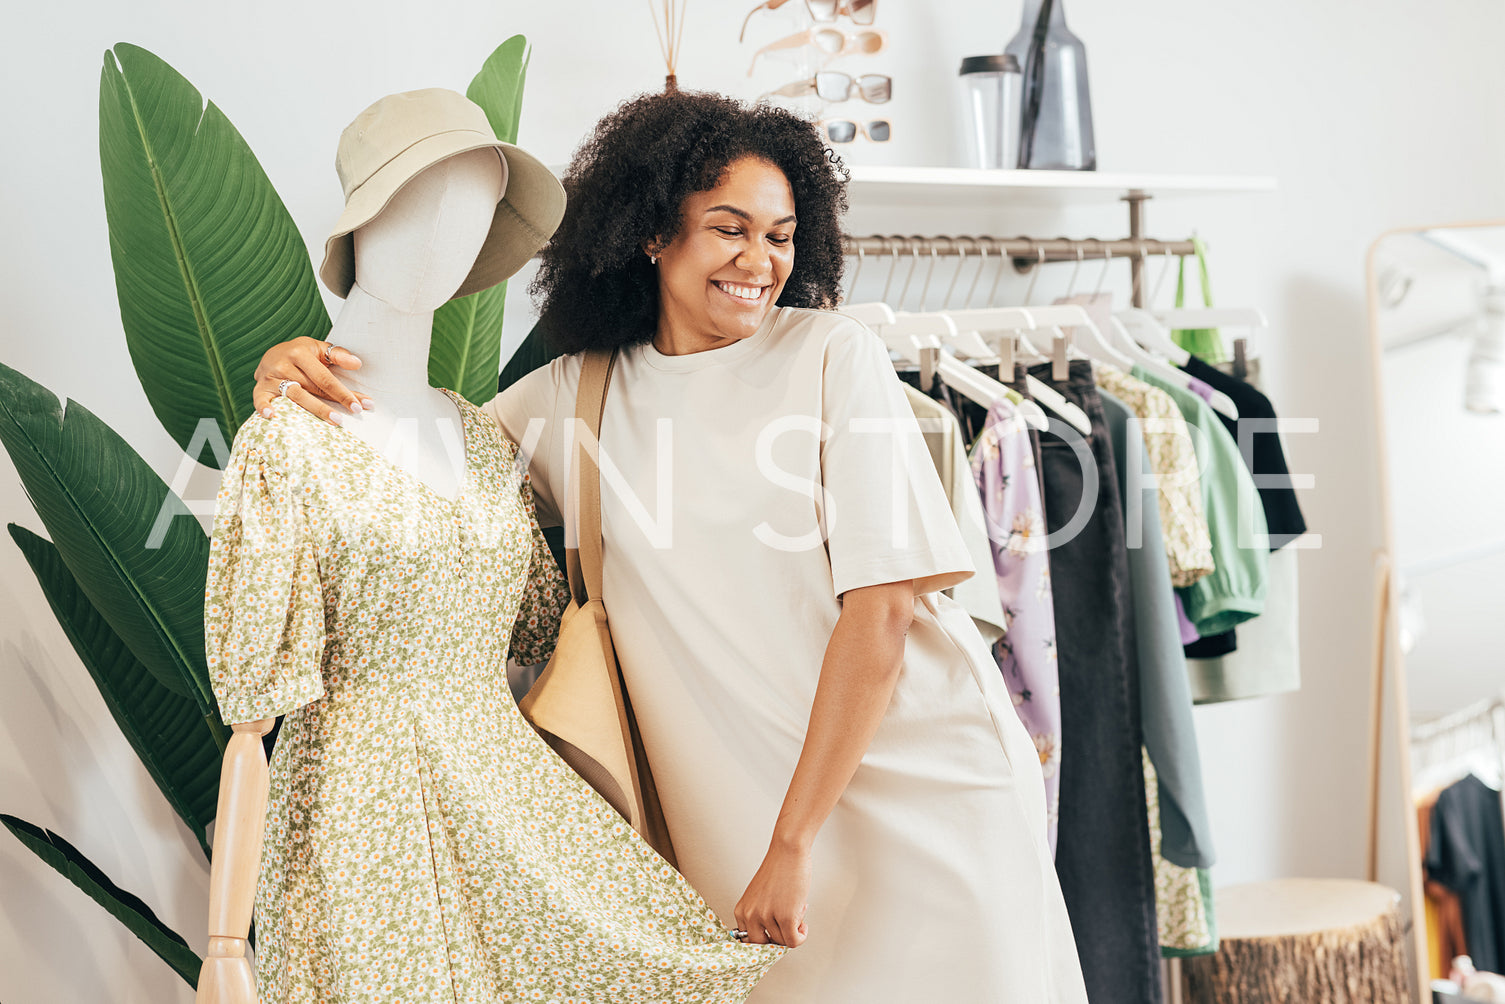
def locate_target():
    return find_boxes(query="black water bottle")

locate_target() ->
[1005,0,1096,170]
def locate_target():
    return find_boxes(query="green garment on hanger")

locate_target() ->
[1145,751,1218,957]
[1134,367,1269,636]
[1172,236,1227,363]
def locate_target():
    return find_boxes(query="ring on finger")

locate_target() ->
[731,929,749,941]
[278,378,299,398]
[320,341,336,365]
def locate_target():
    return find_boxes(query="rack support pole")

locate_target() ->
[1124,189,1151,308]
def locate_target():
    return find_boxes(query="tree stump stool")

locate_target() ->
[1180,878,1410,1004]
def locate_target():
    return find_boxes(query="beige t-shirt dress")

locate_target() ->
[485,306,1086,1003]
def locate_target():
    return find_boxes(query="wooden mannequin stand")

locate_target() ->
[1180,879,1410,1004]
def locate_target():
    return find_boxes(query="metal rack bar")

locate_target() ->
[841,233,1195,266]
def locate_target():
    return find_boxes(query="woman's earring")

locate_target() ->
[648,252,660,265]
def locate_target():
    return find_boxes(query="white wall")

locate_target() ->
[5,2,1504,1000]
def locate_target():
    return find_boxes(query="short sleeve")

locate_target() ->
[819,323,974,598]
[509,471,570,666]
[483,354,583,530]
[204,422,326,723]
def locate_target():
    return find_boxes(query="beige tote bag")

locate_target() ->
[517,349,678,867]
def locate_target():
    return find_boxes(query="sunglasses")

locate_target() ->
[747,27,889,76]
[819,118,892,143]
[739,0,877,44]
[762,71,892,104]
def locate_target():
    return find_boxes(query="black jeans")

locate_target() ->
[1011,361,1161,1004]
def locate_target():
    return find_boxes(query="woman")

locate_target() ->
[253,91,1087,1003]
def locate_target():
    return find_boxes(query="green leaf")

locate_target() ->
[0,362,216,718]
[430,279,510,407]
[100,43,330,467]
[10,524,223,854]
[429,35,532,406]
[3,815,201,987]
[468,34,531,145]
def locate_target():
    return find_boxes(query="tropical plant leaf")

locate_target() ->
[10,524,223,854]
[467,34,531,145]
[100,42,330,467]
[0,362,215,718]
[2,814,201,987]
[430,35,532,406]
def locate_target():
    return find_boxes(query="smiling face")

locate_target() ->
[650,155,796,355]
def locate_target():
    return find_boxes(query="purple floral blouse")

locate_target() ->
[969,399,1062,854]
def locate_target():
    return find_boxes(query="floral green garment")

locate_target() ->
[205,391,782,1004]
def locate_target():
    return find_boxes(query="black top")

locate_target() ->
[1179,356,1308,550]
[1425,774,1505,972]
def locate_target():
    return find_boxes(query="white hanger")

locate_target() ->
[967,245,1085,435]
[838,300,899,328]
[1045,246,1136,372]
[945,240,1050,361]
[1119,306,1190,365]
[1144,248,1268,364]
[863,308,1022,411]
[1089,247,1238,419]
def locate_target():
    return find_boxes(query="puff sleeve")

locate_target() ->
[508,471,569,666]
[204,422,326,723]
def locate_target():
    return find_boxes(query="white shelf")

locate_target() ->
[845,165,1277,209]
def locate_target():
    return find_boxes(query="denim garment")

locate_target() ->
[1008,362,1162,1004]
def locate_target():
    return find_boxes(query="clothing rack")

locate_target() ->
[841,234,1198,308]
[1410,695,1505,792]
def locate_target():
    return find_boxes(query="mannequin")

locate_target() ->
[321,149,504,499]
[194,148,504,1004]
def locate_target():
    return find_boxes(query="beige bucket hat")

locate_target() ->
[319,87,565,299]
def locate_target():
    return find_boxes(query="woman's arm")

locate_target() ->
[250,337,370,424]
[733,579,913,948]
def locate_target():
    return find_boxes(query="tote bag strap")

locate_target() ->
[567,348,616,606]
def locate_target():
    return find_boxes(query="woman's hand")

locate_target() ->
[734,838,812,947]
[251,337,371,425]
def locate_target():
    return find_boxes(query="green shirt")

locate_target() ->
[1134,367,1268,635]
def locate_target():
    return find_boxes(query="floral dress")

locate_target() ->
[205,391,782,1004]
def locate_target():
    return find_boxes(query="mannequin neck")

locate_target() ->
[327,283,436,399]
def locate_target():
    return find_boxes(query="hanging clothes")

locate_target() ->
[1144,753,1218,956]
[969,396,1063,853]
[1091,366,1214,588]
[1097,382,1219,959]
[1179,373,1241,660]
[1007,361,1163,1004]
[1179,355,1308,702]
[1097,385,1215,869]
[903,383,1009,646]
[1426,774,1505,973]
[1419,787,1472,978]
[1134,367,1269,638]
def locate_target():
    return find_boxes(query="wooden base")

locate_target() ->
[1180,879,1410,1004]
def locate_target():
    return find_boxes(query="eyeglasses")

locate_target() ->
[747,27,888,76]
[818,118,892,143]
[762,71,892,104]
[739,0,877,44]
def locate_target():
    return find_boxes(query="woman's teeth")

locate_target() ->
[715,281,765,301]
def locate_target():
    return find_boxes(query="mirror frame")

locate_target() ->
[1363,217,1505,999]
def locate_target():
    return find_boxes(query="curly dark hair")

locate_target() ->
[531,90,849,355]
